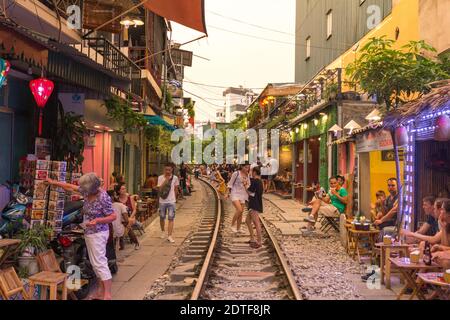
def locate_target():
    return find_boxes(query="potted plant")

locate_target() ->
[16,225,52,276]
[324,83,339,101]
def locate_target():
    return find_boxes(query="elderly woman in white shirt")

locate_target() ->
[226,163,251,233]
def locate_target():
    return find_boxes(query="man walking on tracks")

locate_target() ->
[157,163,179,243]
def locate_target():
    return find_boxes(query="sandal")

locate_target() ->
[250,242,262,249]
[247,240,257,244]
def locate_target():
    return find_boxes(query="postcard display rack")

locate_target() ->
[25,160,67,234]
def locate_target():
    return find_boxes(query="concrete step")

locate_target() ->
[170,271,197,282]
[154,292,190,300]
[181,255,204,263]
[164,281,196,294]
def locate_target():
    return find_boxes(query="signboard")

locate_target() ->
[58,93,85,115]
[35,138,52,159]
[356,129,393,153]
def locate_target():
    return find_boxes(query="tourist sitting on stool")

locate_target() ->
[401,196,440,244]
[432,199,450,270]
[370,190,386,221]
[373,178,399,237]
[302,176,348,230]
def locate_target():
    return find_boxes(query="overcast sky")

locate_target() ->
[171,0,296,122]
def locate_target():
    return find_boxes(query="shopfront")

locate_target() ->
[385,81,450,230]
[291,105,337,203]
[354,127,403,218]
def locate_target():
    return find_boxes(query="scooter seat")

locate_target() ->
[64,201,83,215]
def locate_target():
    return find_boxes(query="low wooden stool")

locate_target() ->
[0,267,30,300]
[37,250,78,300]
[28,271,67,300]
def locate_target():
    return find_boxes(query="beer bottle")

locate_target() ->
[423,241,432,266]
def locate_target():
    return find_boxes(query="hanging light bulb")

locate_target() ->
[132,18,144,27]
[120,16,134,28]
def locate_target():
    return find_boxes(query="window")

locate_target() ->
[326,10,333,39]
[306,36,311,60]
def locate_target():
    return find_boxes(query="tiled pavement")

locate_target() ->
[112,180,206,300]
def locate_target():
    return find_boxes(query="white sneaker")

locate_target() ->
[160,232,166,239]
[303,215,316,224]
[167,236,175,243]
[230,226,238,233]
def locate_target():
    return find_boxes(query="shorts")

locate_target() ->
[159,202,176,220]
[261,175,268,180]
[230,197,246,204]
[319,202,340,217]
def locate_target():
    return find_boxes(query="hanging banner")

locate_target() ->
[58,93,85,115]
[356,129,393,153]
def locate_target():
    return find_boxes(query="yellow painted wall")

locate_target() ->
[326,0,421,91]
[369,151,404,203]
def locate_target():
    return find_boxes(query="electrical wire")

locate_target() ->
[184,79,265,90]
[207,10,294,36]
[208,24,354,51]
[183,88,226,108]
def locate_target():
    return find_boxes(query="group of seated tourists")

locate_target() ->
[273,168,292,193]
[400,196,450,270]
[301,175,348,231]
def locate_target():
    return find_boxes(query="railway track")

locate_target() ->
[152,177,301,300]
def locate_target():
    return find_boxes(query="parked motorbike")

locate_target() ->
[52,224,118,300]
[0,181,32,238]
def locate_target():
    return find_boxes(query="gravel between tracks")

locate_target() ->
[263,200,364,300]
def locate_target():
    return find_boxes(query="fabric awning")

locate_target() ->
[144,115,176,131]
[144,0,207,34]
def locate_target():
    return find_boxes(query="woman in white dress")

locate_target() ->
[226,163,251,233]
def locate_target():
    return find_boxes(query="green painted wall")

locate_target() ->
[292,105,338,190]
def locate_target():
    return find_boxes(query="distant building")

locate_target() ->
[215,107,226,123]
[223,86,256,122]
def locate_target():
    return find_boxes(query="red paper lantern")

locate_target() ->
[434,114,450,141]
[30,77,54,136]
[395,126,409,146]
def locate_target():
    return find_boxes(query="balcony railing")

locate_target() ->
[129,46,162,87]
[71,37,142,96]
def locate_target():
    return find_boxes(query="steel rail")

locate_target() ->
[190,176,222,300]
[260,216,303,300]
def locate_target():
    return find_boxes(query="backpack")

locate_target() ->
[159,176,174,200]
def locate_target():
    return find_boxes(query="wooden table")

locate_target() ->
[348,228,380,263]
[0,239,21,268]
[375,242,411,289]
[416,272,450,300]
[389,257,441,300]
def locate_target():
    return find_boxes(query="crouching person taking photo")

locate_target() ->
[46,173,116,300]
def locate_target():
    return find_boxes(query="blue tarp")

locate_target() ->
[144,115,176,131]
